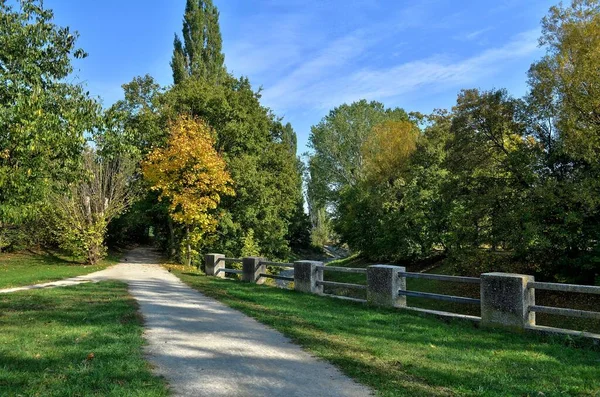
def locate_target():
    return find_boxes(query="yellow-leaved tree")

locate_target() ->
[361,120,419,185]
[142,115,234,265]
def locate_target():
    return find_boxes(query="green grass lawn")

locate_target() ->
[173,268,600,397]
[0,281,168,396]
[0,250,120,289]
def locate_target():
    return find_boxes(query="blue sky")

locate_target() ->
[46,0,555,154]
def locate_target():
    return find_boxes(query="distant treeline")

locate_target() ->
[306,1,600,284]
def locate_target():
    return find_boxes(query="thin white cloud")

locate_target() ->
[454,27,494,42]
[262,29,541,111]
[261,30,370,104]
[225,13,313,78]
[224,2,433,84]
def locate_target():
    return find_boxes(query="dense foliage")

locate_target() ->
[0,0,309,263]
[105,0,308,262]
[0,0,98,249]
[2,0,600,283]
[307,1,600,283]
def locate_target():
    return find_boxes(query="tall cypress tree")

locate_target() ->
[203,4,224,78]
[170,0,225,84]
[171,35,187,84]
[163,0,309,260]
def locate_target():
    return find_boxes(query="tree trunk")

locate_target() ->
[167,217,176,258]
[87,242,99,265]
[186,225,191,266]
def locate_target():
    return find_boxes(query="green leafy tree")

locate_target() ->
[335,118,420,260]
[306,100,409,250]
[307,100,409,209]
[444,89,534,253]
[395,114,451,260]
[0,0,99,224]
[522,0,600,281]
[376,111,453,261]
[171,0,225,83]
[280,122,311,250]
[101,75,165,159]
[532,0,600,162]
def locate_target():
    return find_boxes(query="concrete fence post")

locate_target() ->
[205,254,225,278]
[294,261,323,294]
[480,273,535,330]
[367,265,406,308]
[242,257,266,284]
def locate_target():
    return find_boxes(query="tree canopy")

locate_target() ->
[0,0,98,222]
[304,0,600,283]
[3,0,600,285]
[307,100,409,211]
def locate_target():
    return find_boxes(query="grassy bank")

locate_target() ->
[0,250,120,289]
[0,281,168,396]
[173,268,600,397]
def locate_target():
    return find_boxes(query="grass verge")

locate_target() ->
[173,268,600,397]
[0,250,120,289]
[0,281,168,396]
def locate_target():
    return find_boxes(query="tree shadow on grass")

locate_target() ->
[28,248,82,265]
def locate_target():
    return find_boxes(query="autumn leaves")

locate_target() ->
[142,116,234,265]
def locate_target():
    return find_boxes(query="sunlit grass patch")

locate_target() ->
[0,281,168,396]
[175,269,600,397]
[0,250,119,289]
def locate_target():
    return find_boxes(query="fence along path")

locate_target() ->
[205,254,600,341]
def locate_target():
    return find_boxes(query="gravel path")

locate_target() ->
[1,247,372,397]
